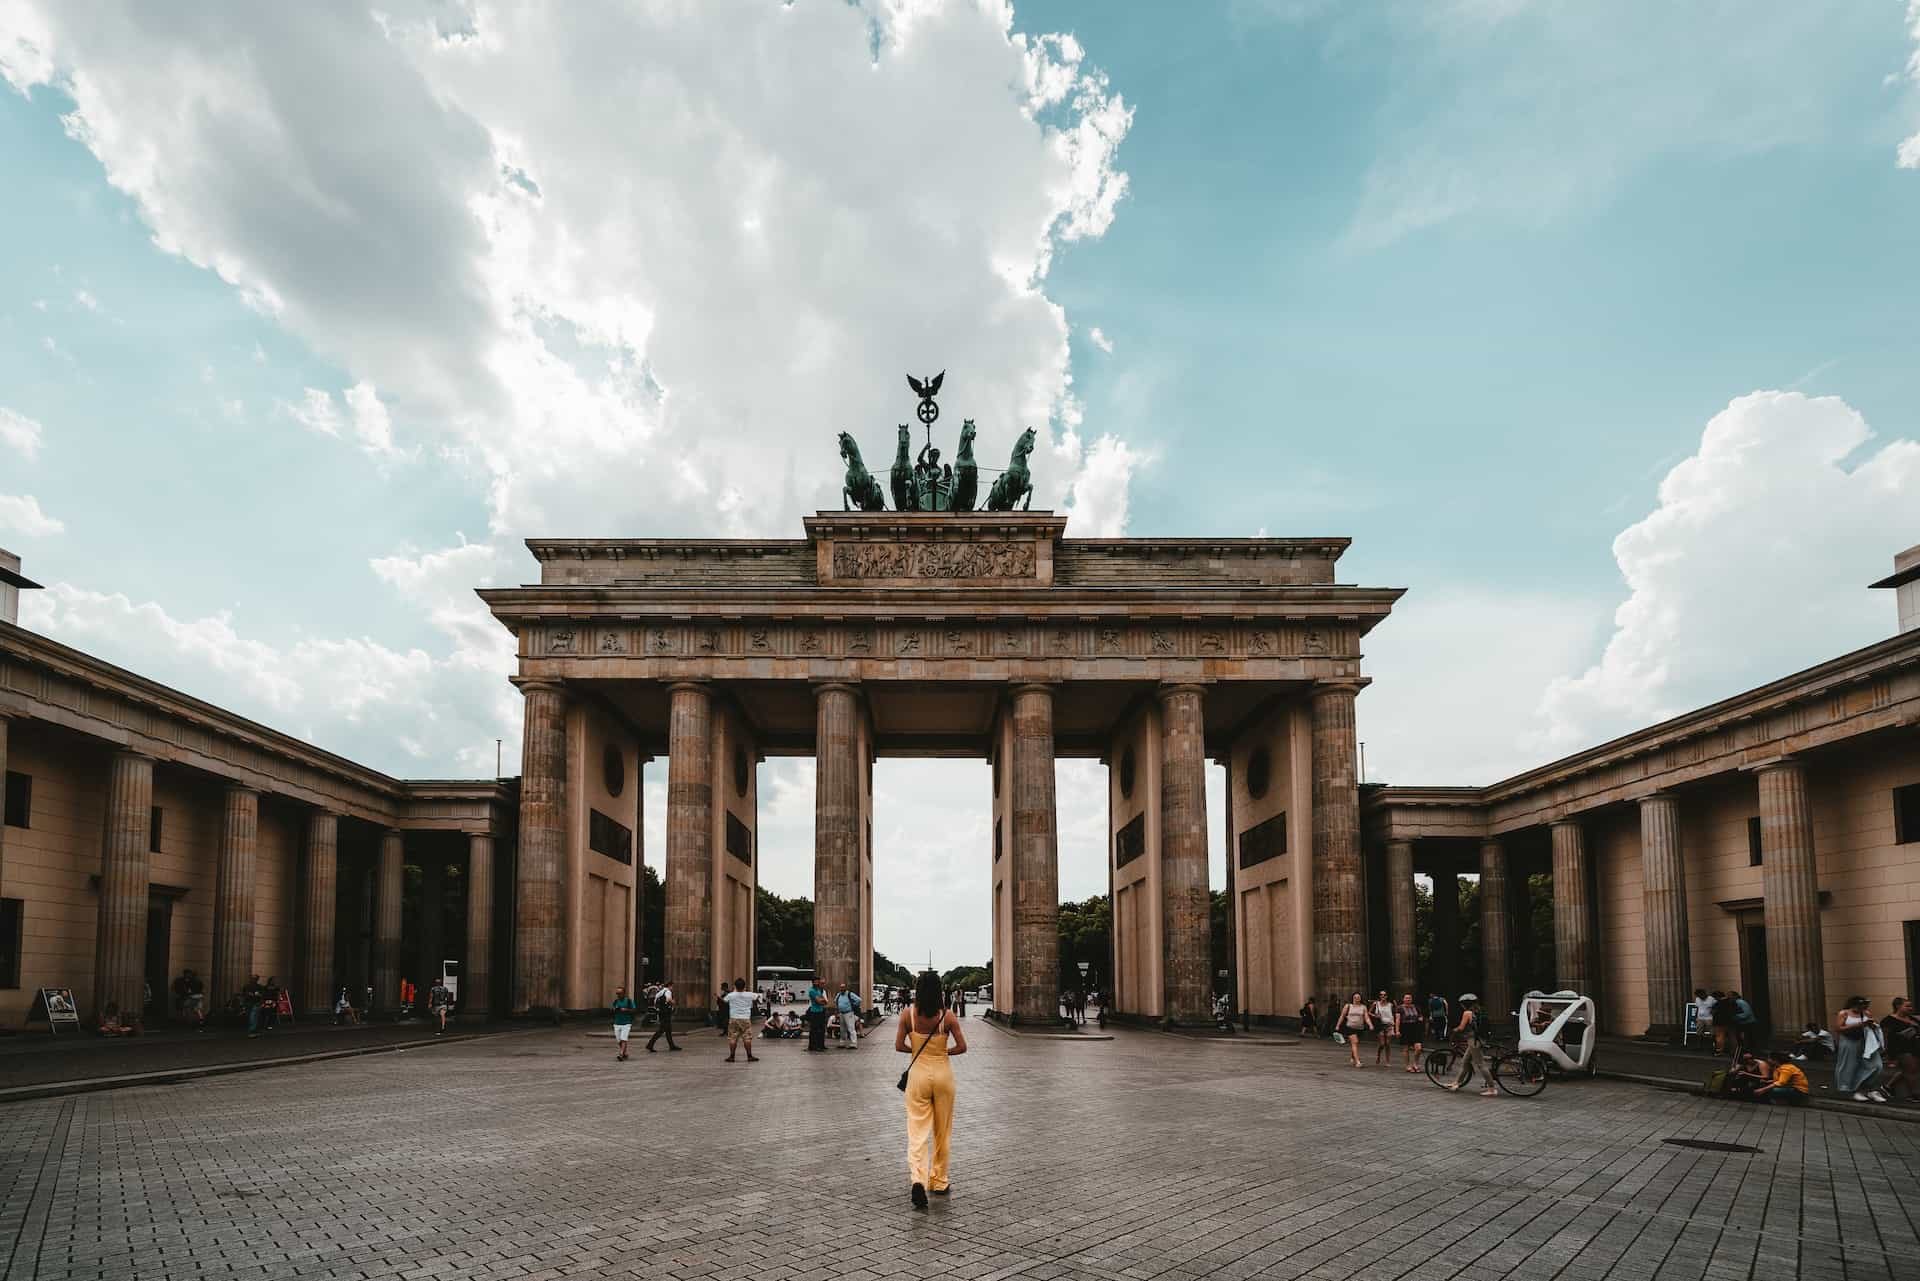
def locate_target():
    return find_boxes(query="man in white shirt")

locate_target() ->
[835,982,862,1048]
[646,982,681,1052]
[723,979,760,1063]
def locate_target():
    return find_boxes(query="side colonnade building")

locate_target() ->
[0,554,514,1022]
[1355,544,1920,1043]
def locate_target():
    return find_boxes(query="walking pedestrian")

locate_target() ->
[1444,993,1498,1098]
[647,981,682,1052]
[1730,990,1759,1055]
[835,981,863,1048]
[896,969,967,1209]
[1337,992,1371,1067]
[1709,989,1733,1056]
[1370,990,1395,1066]
[429,976,454,1034]
[1691,988,1715,1051]
[611,984,637,1061]
[1426,991,1450,1044]
[722,978,761,1063]
[1396,992,1425,1071]
[1882,997,1920,1102]
[1298,995,1318,1038]
[1833,996,1888,1102]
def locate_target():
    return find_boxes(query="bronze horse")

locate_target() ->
[986,427,1036,511]
[839,432,887,511]
[952,419,979,512]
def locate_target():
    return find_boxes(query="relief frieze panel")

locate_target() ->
[531,620,1357,664]
[829,540,1037,580]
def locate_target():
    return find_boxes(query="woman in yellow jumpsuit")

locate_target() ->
[895,970,968,1208]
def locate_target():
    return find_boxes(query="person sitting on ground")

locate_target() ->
[1758,1050,1809,1105]
[334,988,360,1025]
[765,1010,789,1036]
[1792,1022,1834,1061]
[1724,1052,1771,1100]
[96,1002,140,1037]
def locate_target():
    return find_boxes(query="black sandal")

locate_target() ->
[910,1183,928,1209]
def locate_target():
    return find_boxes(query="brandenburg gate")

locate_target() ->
[479,385,1401,1025]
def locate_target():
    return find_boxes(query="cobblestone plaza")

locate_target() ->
[4,1026,1917,1281]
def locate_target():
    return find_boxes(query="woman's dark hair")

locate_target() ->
[914,970,944,1020]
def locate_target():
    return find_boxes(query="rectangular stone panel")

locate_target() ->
[1114,813,1146,869]
[1238,811,1288,869]
[725,812,752,867]
[587,808,632,865]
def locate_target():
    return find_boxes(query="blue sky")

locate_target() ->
[3,1,1918,967]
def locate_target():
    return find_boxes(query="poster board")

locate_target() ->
[29,987,81,1034]
[1682,1000,1700,1045]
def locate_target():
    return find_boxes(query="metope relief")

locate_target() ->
[829,540,1037,580]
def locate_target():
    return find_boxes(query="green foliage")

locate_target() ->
[874,951,915,989]
[941,965,990,992]
[1058,893,1111,989]
[640,864,665,984]
[755,886,813,968]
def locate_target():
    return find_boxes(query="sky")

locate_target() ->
[3,1,1918,972]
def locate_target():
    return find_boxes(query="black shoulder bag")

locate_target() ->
[897,1012,942,1092]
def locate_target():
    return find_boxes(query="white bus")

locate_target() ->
[755,965,814,1004]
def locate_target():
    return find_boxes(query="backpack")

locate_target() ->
[654,989,672,1011]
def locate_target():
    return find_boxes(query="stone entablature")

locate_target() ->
[1367,628,1920,835]
[523,512,1355,590]
[0,621,510,830]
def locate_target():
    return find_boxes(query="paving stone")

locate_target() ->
[1,1027,1916,1280]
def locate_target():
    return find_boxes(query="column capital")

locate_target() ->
[810,679,860,698]
[1749,754,1805,776]
[110,747,155,764]
[380,826,404,840]
[1154,681,1205,703]
[1639,789,1679,802]
[1479,835,1504,852]
[223,782,260,798]
[1311,679,1365,699]
[1011,681,1058,698]
[1548,816,1584,831]
[515,678,567,696]
[666,679,712,696]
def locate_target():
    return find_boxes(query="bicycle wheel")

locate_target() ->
[1423,1048,1456,1087]
[1495,1051,1550,1097]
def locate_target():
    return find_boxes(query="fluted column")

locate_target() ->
[1385,839,1416,998]
[1012,685,1064,1024]
[92,750,153,1020]
[1550,820,1592,993]
[0,716,10,893]
[210,786,259,1005]
[465,832,494,1018]
[813,683,860,997]
[1640,793,1691,1039]
[298,811,339,1016]
[514,680,569,1014]
[374,829,404,1015]
[665,682,717,1011]
[1157,685,1210,1024]
[1758,758,1825,1040]
[1311,683,1366,998]
[1478,839,1512,1022]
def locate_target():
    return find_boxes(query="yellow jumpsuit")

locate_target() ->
[904,1017,955,1191]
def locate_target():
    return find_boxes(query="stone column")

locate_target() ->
[1157,686,1210,1024]
[1385,839,1416,998]
[1550,820,1592,993]
[1478,839,1513,1022]
[667,682,717,1012]
[1311,683,1366,999]
[1432,869,1460,1000]
[418,855,444,1001]
[813,683,861,998]
[1640,793,1691,1040]
[92,750,153,1020]
[464,832,494,1018]
[1013,685,1064,1024]
[514,680,569,1014]
[210,786,259,1005]
[373,829,403,1015]
[1757,758,1825,1039]
[0,716,9,891]
[298,811,339,1016]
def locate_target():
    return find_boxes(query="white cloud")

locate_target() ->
[280,381,403,459]
[1901,1,1920,168]
[0,406,44,458]
[72,287,97,310]
[1531,391,1920,755]
[0,493,64,537]
[1087,326,1112,353]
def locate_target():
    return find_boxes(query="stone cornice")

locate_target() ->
[0,621,511,832]
[1365,628,1920,837]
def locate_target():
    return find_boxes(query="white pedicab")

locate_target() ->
[1517,990,1597,1075]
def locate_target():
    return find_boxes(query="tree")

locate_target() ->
[1057,893,1110,990]
[640,864,665,983]
[874,951,914,989]
[941,965,990,992]
[755,886,812,967]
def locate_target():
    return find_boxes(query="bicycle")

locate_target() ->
[1423,1040,1550,1098]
